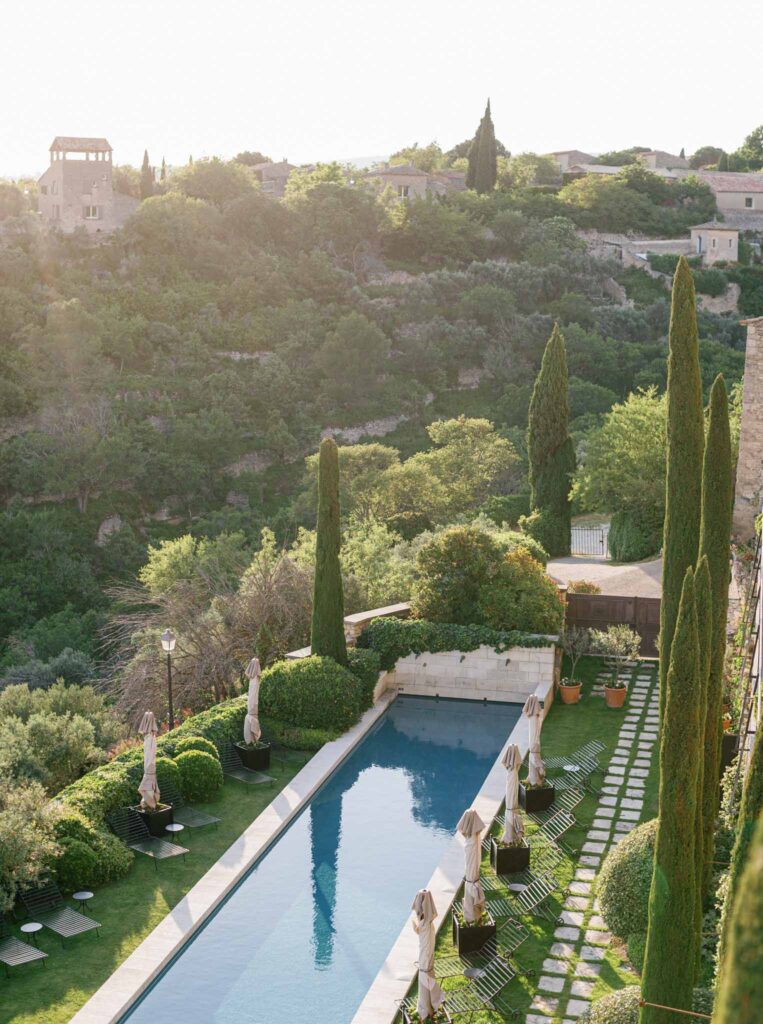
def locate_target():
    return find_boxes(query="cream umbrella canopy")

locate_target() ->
[137,711,160,810]
[501,743,525,844]
[411,889,445,1019]
[243,657,262,744]
[523,694,546,787]
[457,809,486,924]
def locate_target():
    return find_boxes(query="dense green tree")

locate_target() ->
[160,157,167,182]
[310,437,347,665]
[171,157,255,208]
[690,145,725,169]
[641,567,701,1024]
[470,100,498,194]
[140,149,154,200]
[233,150,271,166]
[389,141,444,173]
[737,123,763,169]
[693,555,711,976]
[659,258,704,719]
[717,152,729,171]
[698,375,734,893]
[525,324,574,556]
[713,810,763,1023]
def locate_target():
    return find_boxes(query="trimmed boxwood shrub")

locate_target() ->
[260,656,365,732]
[175,750,223,802]
[579,986,713,1023]
[357,617,552,672]
[347,648,381,707]
[51,809,133,889]
[627,931,646,973]
[154,756,181,798]
[173,736,220,759]
[608,509,662,562]
[598,818,657,939]
[56,839,100,892]
[58,763,136,822]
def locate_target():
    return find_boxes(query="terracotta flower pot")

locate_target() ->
[604,684,627,709]
[559,681,582,705]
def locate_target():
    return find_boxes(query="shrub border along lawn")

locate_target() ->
[0,752,309,1024]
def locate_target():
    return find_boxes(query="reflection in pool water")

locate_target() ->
[122,696,521,1024]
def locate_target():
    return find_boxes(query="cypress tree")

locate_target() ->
[698,375,733,892]
[526,324,574,556]
[693,555,712,978]
[713,810,763,1024]
[718,152,729,171]
[640,567,701,1024]
[679,147,686,160]
[310,436,347,665]
[140,149,154,200]
[160,157,167,182]
[659,257,704,720]
[717,725,763,968]
[474,100,497,194]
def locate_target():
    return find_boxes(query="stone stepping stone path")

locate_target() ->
[524,661,659,1022]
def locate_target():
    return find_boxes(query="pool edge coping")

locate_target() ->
[350,678,554,1024]
[69,692,397,1024]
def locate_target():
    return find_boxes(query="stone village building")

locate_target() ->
[37,137,138,234]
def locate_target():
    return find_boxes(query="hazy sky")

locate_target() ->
[3,0,762,177]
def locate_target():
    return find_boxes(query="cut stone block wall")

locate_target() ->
[373,642,559,709]
[734,317,763,539]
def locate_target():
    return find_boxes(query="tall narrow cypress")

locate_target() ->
[693,555,712,978]
[717,725,763,968]
[140,149,154,200]
[474,100,497,194]
[713,810,763,1024]
[310,437,347,665]
[698,375,733,892]
[659,257,704,720]
[640,567,701,1024]
[526,324,574,556]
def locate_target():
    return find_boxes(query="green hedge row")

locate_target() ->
[356,617,554,672]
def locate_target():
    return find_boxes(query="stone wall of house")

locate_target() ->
[373,641,560,707]
[733,317,763,538]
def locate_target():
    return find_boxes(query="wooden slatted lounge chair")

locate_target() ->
[160,779,220,829]
[435,921,531,980]
[0,918,47,974]
[534,809,577,856]
[18,884,100,947]
[107,808,188,869]
[218,742,274,785]
[526,786,584,825]
[402,952,521,1019]
[485,871,560,923]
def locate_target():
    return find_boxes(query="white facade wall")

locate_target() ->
[373,642,559,708]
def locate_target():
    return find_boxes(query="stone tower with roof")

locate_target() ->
[37,136,138,234]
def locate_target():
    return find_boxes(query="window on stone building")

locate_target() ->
[51,180,58,194]
[52,205,60,220]
[712,237,717,249]
[398,185,410,198]
[729,238,733,248]
[745,197,754,208]
[83,205,101,220]
[40,185,47,195]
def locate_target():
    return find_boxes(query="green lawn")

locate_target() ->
[0,750,310,1024]
[417,655,660,1023]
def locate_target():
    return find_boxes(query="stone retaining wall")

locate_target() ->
[374,640,560,708]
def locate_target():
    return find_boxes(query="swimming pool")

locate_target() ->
[122,695,521,1024]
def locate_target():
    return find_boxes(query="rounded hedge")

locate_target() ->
[52,809,133,889]
[580,986,714,1023]
[175,750,223,802]
[56,838,100,892]
[260,656,365,732]
[173,736,220,759]
[155,756,181,799]
[608,509,662,562]
[598,818,657,938]
[346,648,381,707]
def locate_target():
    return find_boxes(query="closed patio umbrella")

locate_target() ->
[137,711,160,810]
[523,694,546,787]
[243,656,262,744]
[457,809,486,924]
[501,743,525,844]
[411,889,444,1019]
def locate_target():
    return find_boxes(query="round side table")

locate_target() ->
[563,764,581,774]
[165,823,185,837]
[20,922,43,947]
[73,890,94,911]
[508,883,528,894]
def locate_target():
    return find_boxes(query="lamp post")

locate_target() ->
[161,629,177,730]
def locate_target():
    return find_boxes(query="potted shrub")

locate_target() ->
[135,802,174,836]
[451,904,496,956]
[591,625,641,709]
[559,626,591,704]
[490,835,530,875]
[235,739,271,771]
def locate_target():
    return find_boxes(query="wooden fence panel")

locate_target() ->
[565,592,660,657]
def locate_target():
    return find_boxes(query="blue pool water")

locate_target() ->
[122,696,521,1024]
